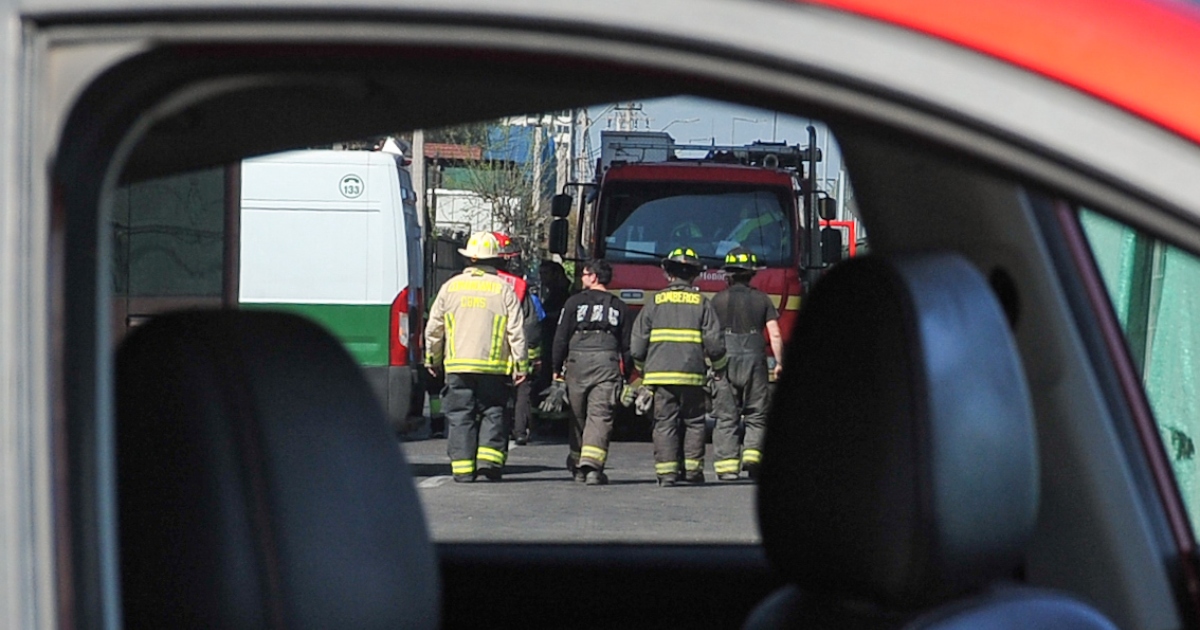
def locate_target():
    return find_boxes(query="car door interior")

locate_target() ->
[115,310,440,629]
[47,9,1198,628]
[749,252,1117,629]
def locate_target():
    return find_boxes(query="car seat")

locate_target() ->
[747,253,1118,629]
[116,310,439,629]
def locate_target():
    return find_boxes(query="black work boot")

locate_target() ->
[453,474,475,483]
[585,469,609,486]
[657,474,678,487]
[478,467,502,482]
[743,462,761,481]
[683,471,706,485]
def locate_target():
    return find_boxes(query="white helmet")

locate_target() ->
[458,231,505,259]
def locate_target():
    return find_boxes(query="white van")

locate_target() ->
[239,148,425,434]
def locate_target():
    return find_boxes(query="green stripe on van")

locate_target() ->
[241,302,391,366]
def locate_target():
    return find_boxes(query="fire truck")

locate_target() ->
[548,128,841,354]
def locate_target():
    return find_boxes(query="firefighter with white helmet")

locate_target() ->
[425,231,529,482]
[630,247,727,486]
[710,247,784,481]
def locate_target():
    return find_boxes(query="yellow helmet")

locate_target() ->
[722,247,761,272]
[662,247,703,269]
[458,231,505,259]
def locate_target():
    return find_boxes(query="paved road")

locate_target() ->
[402,435,761,544]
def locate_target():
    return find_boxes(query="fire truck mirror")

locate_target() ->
[818,196,838,221]
[551,193,574,218]
[820,226,843,264]
[548,218,569,255]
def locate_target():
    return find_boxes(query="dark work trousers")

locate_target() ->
[510,379,532,440]
[444,372,511,476]
[712,332,771,474]
[565,349,622,472]
[652,385,708,478]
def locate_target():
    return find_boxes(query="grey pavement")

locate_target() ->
[402,436,761,544]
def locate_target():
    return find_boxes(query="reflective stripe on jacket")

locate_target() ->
[630,279,726,386]
[425,266,529,374]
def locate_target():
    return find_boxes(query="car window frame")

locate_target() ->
[22,6,1200,628]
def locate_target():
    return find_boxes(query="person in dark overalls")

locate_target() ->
[630,248,726,487]
[550,259,632,485]
[710,247,784,481]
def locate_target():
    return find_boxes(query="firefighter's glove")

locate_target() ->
[705,368,722,399]
[634,385,655,416]
[539,379,568,414]
[619,383,636,408]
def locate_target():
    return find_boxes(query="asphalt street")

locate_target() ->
[402,435,761,544]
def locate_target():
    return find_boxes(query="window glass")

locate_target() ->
[112,168,226,299]
[600,185,793,266]
[111,98,865,543]
[1080,209,1200,526]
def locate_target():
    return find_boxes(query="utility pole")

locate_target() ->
[532,115,544,221]
[609,102,649,132]
[568,108,578,187]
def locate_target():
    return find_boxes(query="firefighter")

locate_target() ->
[425,231,528,483]
[492,232,543,446]
[630,247,726,487]
[710,247,784,481]
[549,259,632,485]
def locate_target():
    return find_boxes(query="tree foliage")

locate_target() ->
[429,119,554,271]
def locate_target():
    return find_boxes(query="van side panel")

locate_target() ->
[240,302,390,365]
[239,150,420,433]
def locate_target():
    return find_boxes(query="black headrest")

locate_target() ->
[117,310,440,628]
[758,253,1037,609]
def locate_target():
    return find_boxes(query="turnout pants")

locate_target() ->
[444,372,510,477]
[713,333,771,475]
[652,385,708,479]
[565,350,622,472]
[509,378,532,440]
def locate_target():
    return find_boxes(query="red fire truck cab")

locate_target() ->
[549,130,837,354]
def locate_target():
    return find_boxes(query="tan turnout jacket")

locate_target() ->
[425,266,529,375]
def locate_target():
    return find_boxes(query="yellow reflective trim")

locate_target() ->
[654,290,702,305]
[451,459,476,474]
[655,461,680,474]
[742,449,762,464]
[684,458,703,471]
[445,313,456,360]
[477,446,506,465]
[528,345,542,359]
[784,296,801,310]
[710,355,729,370]
[649,329,703,343]
[445,277,503,294]
[581,445,608,463]
[634,360,645,371]
[489,314,505,362]
[714,459,741,473]
[642,371,706,386]
[444,358,511,374]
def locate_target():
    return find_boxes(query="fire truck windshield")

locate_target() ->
[599,182,794,266]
